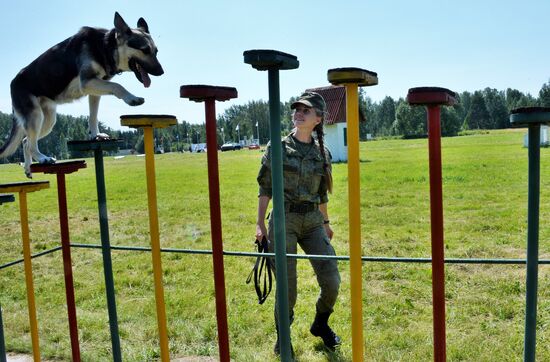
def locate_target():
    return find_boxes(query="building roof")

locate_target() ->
[305,85,366,125]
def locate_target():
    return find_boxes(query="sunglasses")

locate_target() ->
[292,107,314,115]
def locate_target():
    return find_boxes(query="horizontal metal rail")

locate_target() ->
[2,243,550,271]
[0,246,62,270]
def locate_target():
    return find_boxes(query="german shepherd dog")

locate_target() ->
[0,12,163,178]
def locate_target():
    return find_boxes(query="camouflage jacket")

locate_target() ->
[257,134,331,204]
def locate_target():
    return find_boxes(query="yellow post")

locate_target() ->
[328,67,378,361]
[19,191,40,362]
[1,181,49,362]
[344,83,364,361]
[143,126,170,362]
[121,115,176,361]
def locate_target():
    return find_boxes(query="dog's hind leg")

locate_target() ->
[39,99,57,140]
[88,95,109,140]
[23,103,56,178]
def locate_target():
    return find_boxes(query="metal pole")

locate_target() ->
[93,148,122,362]
[427,105,446,362]
[268,68,292,361]
[205,99,230,361]
[56,173,81,361]
[524,125,540,362]
[143,126,170,362]
[344,83,364,362]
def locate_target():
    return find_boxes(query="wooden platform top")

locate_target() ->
[243,49,299,71]
[327,67,378,86]
[406,87,457,106]
[510,107,550,127]
[0,181,49,194]
[30,160,86,175]
[120,114,177,129]
[67,139,122,152]
[180,85,238,102]
[0,194,15,204]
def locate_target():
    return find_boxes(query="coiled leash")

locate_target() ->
[246,236,273,304]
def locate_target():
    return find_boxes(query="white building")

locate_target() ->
[306,86,366,162]
[523,126,549,147]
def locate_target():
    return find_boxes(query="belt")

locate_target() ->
[287,202,318,214]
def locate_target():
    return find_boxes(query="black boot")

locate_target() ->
[310,312,341,350]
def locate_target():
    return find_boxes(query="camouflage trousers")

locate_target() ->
[268,208,341,327]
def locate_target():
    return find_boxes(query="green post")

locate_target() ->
[67,140,122,362]
[268,68,291,360]
[509,107,550,362]
[244,49,299,361]
[524,124,540,362]
[0,304,5,362]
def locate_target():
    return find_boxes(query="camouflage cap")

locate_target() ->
[291,92,327,113]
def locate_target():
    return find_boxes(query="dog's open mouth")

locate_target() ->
[129,58,151,88]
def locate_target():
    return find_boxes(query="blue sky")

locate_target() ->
[0,0,548,130]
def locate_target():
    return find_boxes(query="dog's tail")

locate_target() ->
[0,113,24,159]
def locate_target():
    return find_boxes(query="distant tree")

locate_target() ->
[218,100,270,145]
[506,88,525,111]
[441,107,462,136]
[483,88,509,129]
[539,80,550,107]
[376,96,396,136]
[359,89,376,140]
[468,91,491,129]
[393,99,426,137]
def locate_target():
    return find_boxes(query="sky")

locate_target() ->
[0,0,549,131]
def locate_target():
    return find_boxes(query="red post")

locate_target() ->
[56,173,81,361]
[180,85,238,362]
[427,105,446,362]
[205,98,230,362]
[406,87,456,362]
[31,161,86,361]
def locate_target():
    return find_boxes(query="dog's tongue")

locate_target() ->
[140,68,151,88]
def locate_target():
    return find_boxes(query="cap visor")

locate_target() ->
[291,100,314,109]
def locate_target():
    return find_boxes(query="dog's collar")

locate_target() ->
[105,29,120,77]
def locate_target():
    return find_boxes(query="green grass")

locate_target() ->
[2,129,550,361]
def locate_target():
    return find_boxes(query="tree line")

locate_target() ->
[1,81,550,163]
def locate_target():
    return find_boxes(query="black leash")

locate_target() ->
[246,236,273,304]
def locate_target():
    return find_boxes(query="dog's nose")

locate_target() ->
[152,65,164,76]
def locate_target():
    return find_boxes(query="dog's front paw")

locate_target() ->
[94,133,110,140]
[124,96,145,106]
[39,156,57,164]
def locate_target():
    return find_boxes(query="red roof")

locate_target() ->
[306,85,365,125]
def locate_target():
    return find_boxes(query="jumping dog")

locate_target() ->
[0,12,164,177]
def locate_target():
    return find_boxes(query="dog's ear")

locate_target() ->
[137,18,149,34]
[114,12,132,36]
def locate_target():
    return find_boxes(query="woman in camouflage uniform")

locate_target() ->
[255,92,341,355]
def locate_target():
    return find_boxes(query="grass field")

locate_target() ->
[2,129,550,361]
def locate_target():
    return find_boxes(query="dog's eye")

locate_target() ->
[141,47,151,55]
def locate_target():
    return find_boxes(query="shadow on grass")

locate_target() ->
[332,159,372,164]
[310,343,347,362]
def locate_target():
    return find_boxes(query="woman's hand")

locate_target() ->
[256,221,268,241]
[324,224,334,240]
